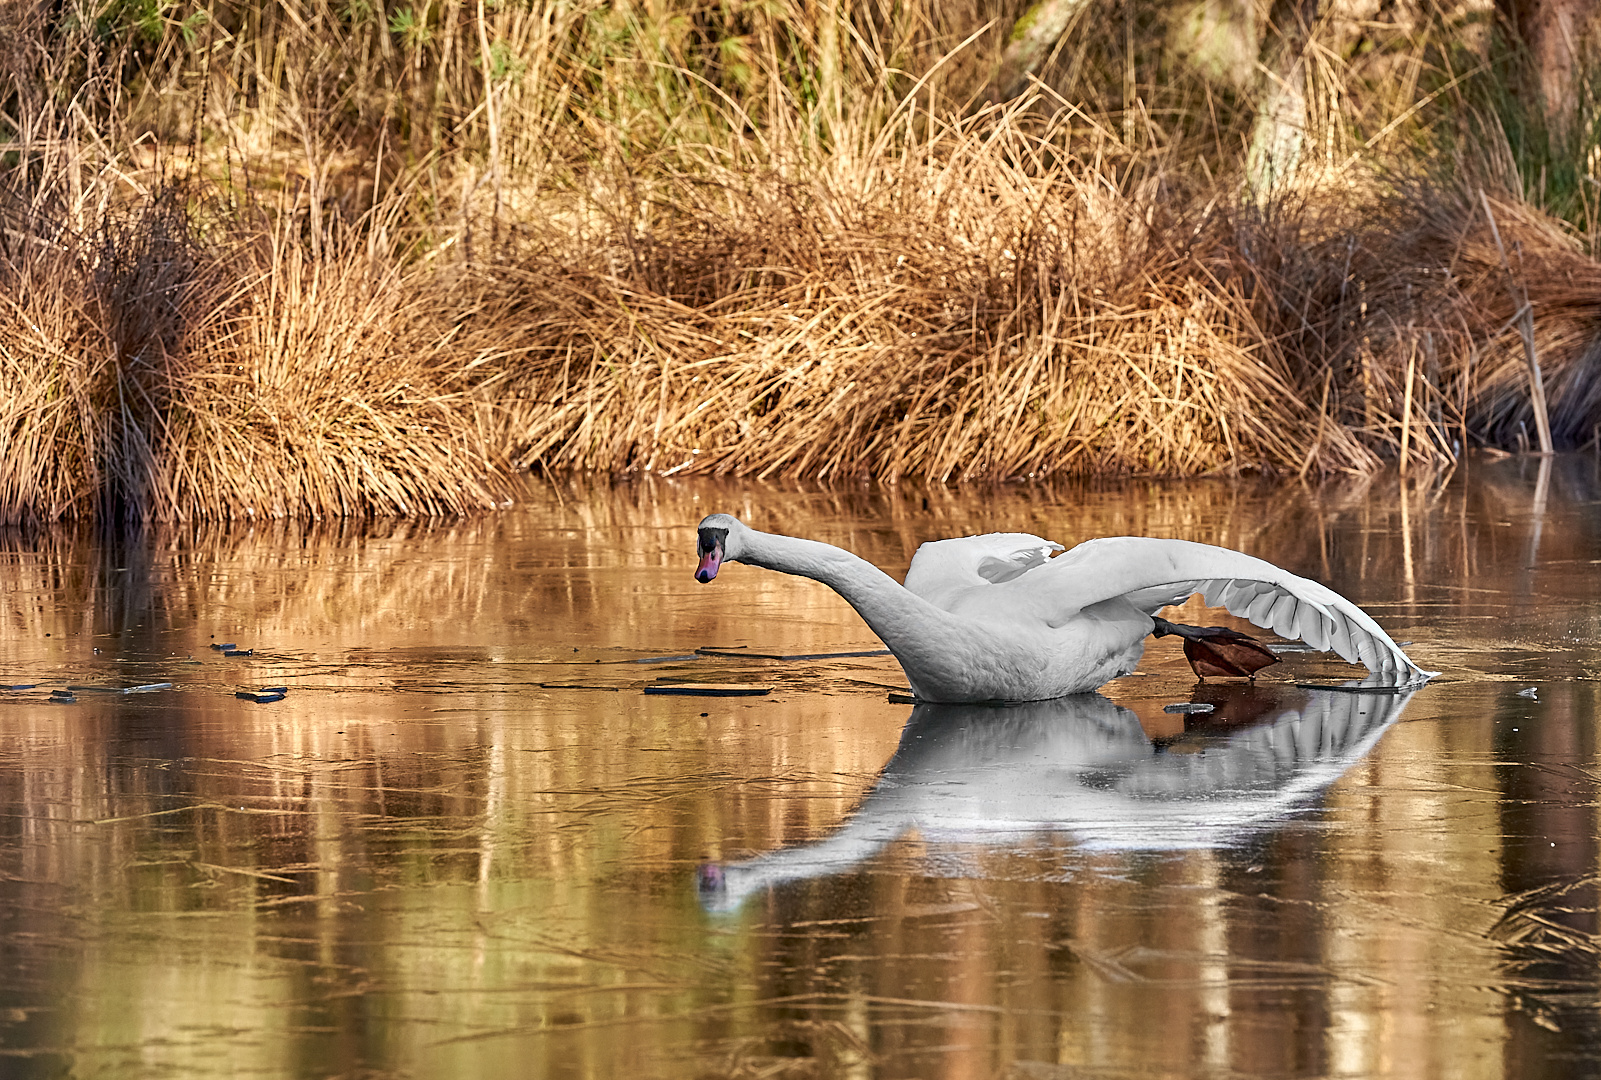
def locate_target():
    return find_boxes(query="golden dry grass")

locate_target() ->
[0,195,511,523]
[0,0,1597,518]
[469,101,1343,480]
[154,219,511,520]
[1353,187,1601,451]
[463,108,1595,481]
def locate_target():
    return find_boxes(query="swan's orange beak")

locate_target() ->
[695,529,725,583]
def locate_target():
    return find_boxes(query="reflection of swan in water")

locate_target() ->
[700,683,1418,912]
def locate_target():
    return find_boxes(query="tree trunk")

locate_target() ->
[989,0,1097,102]
[1497,0,1598,137]
[1245,0,1321,204]
[1167,0,1259,93]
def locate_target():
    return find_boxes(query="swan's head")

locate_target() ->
[695,513,745,583]
[696,862,730,909]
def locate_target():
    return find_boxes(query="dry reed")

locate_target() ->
[154,217,511,520]
[0,193,511,523]
[468,100,1340,480]
[0,0,1598,519]
[467,114,1595,481]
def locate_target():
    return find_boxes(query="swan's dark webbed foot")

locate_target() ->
[1151,616,1282,680]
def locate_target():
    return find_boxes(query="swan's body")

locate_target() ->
[694,514,1435,703]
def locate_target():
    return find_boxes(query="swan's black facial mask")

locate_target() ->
[695,527,728,583]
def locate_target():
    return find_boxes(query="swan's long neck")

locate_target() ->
[737,529,957,656]
[711,812,904,911]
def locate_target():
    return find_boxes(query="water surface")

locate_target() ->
[1,458,1599,1078]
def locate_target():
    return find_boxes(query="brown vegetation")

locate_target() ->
[476,137,1601,481]
[0,196,510,522]
[0,0,1598,520]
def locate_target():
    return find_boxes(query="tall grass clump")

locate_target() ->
[0,218,114,523]
[3,0,1601,518]
[0,196,512,523]
[154,215,511,520]
[0,183,511,523]
[1339,184,1601,452]
[453,0,1601,480]
[0,0,514,522]
[467,96,1356,479]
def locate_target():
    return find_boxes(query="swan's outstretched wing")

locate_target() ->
[1023,537,1435,680]
[904,532,1063,610]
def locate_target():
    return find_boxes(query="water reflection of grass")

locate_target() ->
[5,472,1601,1072]
[0,461,1583,671]
[0,683,909,1074]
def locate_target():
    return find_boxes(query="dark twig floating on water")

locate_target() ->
[644,683,772,697]
[694,647,893,661]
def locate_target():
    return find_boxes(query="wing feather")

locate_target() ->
[1245,590,1280,625]
[1267,594,1299,638]
[1327,617,1356,663]
[1012,537,1434,681]
[905,532,1064,610]
[1299,611,1330,652]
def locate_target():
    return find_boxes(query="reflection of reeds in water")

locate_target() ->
[3,458,1592,697]
[0,475,1588,1073]
[0,687,909,1073]
[0,464,1564,666]
[0,483,930,903]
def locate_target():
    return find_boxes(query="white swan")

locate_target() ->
[694,514,1436,702]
